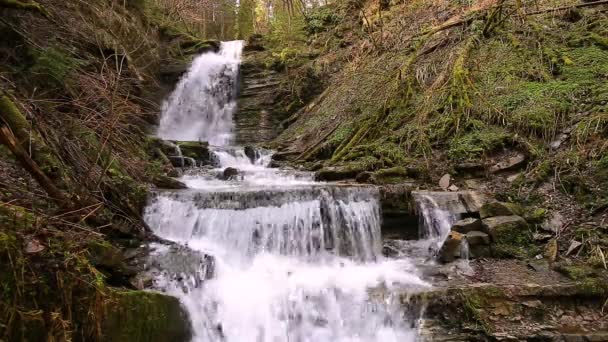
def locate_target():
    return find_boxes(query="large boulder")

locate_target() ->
[451,218,483,234]
[482,215,535,258]
[482,215,528,242]
[103,291,192,342]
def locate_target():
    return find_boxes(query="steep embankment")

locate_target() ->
[262,0,608,337]
[270,0,607,260]
[0,1,212,340]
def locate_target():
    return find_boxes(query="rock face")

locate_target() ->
[102,291,192,342]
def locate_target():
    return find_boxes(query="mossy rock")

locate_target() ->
[555,263,599,281]
[154,175,187,189]
[103,290,192,342]
[482,215,535,258]
[176,141,211,164]
[315,165,362,181]
[480,202,523,219]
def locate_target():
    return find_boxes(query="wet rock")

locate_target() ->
[490,152,527,173]
[154,175,187,189]
[222,167,240,180]
[466,231,491,246]
[177,141,211,165]
[482,215,528,243]
[438,231,463,263]
[244,145,259,163]
[480,202,521,219]
[452,218,483,234]
[439,174,451,190]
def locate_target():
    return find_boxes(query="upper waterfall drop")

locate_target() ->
[157,41,244,145]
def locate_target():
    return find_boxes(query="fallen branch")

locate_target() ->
[0,125,71,206]
[525,0,608,15]
[0,0,50,17]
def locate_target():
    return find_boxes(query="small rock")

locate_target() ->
[544,239,558,262]
[528,259,550,272]
[533,233,553,242]
[438,231,463,263]
[522,300,543,308]
[566,240,582,256]
[452,218,483,234]
[439,174,451,190]
[222,167,240,180]
[506,173,522,183]
[480,202,519,219]
[24,238,45,254]
[448,184,459,192]
[490,152,527,173]
[465,231,491,246]
[464,179,481,190]
[550,133,569,150]
[541,212,565,234]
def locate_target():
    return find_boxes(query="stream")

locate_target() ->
[143,41,450,342]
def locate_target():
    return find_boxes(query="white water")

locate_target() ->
[147,40,431,342]
[158,41,244,145]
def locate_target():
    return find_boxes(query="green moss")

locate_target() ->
[556,264,598,281]
[103,290,191,342]
[28,46,84,88]
[575,278,608,297]
[448,127,512,162]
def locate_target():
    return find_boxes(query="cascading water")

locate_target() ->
[146,40,430,342]
[158,41,244,145]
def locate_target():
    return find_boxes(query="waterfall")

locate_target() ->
[158,41,244,145]
[148,40,430,342]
